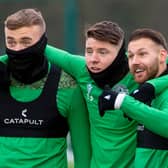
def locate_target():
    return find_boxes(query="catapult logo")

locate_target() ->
[21,108,27,118]
[4,108,44,126]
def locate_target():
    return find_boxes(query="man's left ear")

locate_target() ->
[160,49,167,63]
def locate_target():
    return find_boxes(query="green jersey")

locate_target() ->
[120,75,168,168]
[45,45,139,168]
[0,56,91,168]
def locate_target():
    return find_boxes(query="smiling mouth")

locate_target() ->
[134,68,144,73]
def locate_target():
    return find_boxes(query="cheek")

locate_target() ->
[85,55,90,63]
[100,59,113,69]
[85,56,92,67]
[104,56,115,66]
[128,60,132,68]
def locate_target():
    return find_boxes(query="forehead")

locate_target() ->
[5,25,42,40]
[128,38,158,52]
[86,37,117,49]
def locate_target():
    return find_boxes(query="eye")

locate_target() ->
[21,41,32,47]
[85,48,93,55]
[127,53,134,59]
[139,51,147,57]
[7,40,16,47]
[98,49,109,55]
[99,50,107,54]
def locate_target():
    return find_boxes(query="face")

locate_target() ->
[5,25,43,51]
[85,38,120,73]
[127,38,167,83]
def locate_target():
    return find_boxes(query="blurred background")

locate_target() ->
[0,1,167,167]
[0,0,168,55]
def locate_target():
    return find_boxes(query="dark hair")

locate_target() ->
[128,28,168,50]
[4,8,46,32]
[85,21,124,45]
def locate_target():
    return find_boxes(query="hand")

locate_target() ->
[98,85,118,117]
[131,82,155,105]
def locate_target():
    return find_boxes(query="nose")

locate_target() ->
[90,52,99,63]
[131,55,140,64]
[13,44,26,51]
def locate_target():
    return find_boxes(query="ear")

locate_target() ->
[159,49,167,63]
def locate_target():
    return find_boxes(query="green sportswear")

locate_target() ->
[45,45,139,168]
[0,56,91,168]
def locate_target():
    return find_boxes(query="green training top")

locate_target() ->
[120,76,168,168]
[45,45,139,168]
[0,56,91,168]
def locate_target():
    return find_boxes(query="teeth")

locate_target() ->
[135,69,143,73]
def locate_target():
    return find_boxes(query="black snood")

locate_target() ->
[6,34,48,84]
[88,41,129,89]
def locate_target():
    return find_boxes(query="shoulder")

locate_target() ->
[58,70,77,89]
[0,54,8,64]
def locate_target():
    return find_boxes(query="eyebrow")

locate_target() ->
[20,37,32,41]
[6,36,14,40]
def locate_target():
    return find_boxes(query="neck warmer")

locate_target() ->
[88,41,129,89]
[6,34,48,84]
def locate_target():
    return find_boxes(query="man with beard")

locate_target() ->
[0,8,91,168]
[98,28,168,167]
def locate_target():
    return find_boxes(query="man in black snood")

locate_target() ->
[0,8,91,167]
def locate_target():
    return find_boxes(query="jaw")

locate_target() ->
[133,71,147,83]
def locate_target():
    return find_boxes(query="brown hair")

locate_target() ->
[128,28,168,50]
[85,21,124,46]
[4,8,46,33]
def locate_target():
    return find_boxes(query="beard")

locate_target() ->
[132,59,160,84]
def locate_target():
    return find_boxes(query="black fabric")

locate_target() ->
[0,65,69,138]
[0,62,10,90]
[6,34,48,84]
[88,41,129,89]
[137,127,168,150]
[131,83,155,105]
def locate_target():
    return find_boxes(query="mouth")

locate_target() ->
[132,67,146,83]
[134,68,144,73]
[89,67,101,73]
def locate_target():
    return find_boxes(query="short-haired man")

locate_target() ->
[98,28,168,167]
[0,8,91,168]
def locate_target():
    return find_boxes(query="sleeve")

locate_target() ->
[147,74,168,95]
[67,85,91,168]
[44,45,86,79]
[0,54,8,63]
[121,92,168,138]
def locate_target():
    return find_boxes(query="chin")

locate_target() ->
[135,78,145,84]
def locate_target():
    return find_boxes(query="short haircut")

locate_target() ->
[4,8,46,33]
[128,28,168,50]
[85,21,124,46]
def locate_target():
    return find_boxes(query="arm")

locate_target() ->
[98,84,168,138]
[45,45,86,79]
[147,74,168,95]
[68,85,91,168]
[120,92,168,138]
[0,54,8,63]
[99,83,168,137]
